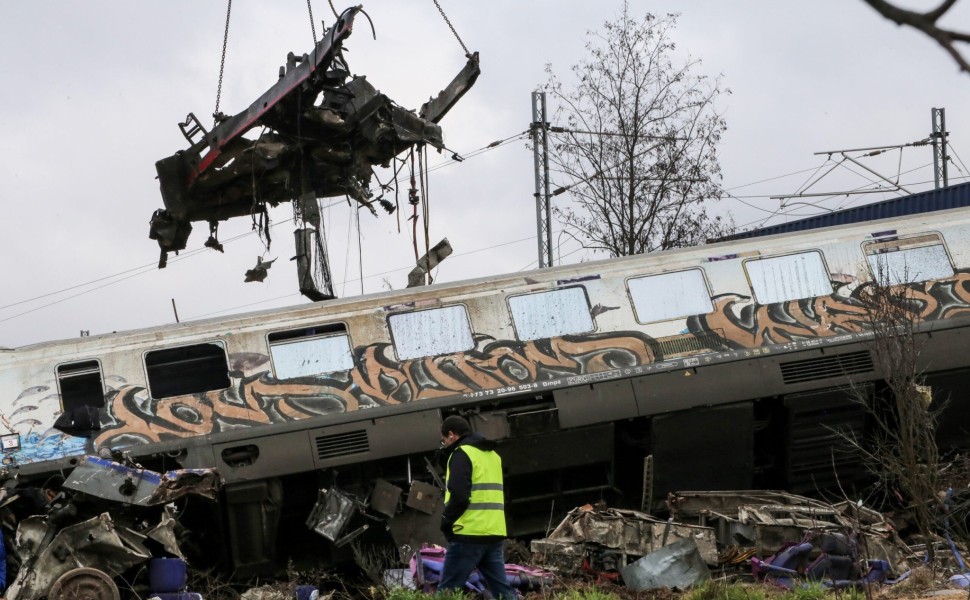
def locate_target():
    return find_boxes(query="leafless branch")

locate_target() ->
[862,0,970,73]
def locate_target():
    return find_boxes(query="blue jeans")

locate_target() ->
[438,540,516,600]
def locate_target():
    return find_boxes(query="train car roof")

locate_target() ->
[6,192,970,353]
[716,181,970,241]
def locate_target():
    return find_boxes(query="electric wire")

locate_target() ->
[185,233,543,320]
[2,135,963,327]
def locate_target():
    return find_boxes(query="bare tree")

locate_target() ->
[843,277,943,561]
[543,4,732,257]
[862,0,970,73]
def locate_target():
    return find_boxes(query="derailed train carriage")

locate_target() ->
[4,183,970,576]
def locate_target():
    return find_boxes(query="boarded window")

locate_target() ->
[508,287,594,341]
[269,325,354,378]
[389,305,474,360]
[864,233,954,285]
[628,269,713,323]
[57,360,105,413]
[745,251,832,304]
[145,342,230,399]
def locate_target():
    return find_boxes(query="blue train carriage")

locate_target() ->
[2,201,970,574]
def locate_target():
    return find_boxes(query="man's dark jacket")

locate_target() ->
[441,432,504,543]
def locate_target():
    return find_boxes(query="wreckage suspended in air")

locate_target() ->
[149,5,479,298]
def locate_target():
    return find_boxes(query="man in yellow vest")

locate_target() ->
[438,415,515,600]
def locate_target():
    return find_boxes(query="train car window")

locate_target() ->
[56,360,105,413]
[745,251,832,304]
[145,342,230,399]
[388,305,474,360]
[268,325,354,378]
[627,269,713,323]
[864,233,954,285]
[508,287,594,341]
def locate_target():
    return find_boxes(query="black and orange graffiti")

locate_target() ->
[687,271,970,349]
[94,332,657,448]
[94,272,970,450]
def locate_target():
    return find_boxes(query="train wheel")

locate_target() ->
[49,567,120,600]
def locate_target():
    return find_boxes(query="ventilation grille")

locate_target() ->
[315,430,369,460]
[655,330,724,358]
[780,351,874,384]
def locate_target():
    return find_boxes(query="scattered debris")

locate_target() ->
[408,544,553,595]
[666,490,909,573]
[530,504,717,577]
[0,455,220,600]
[620,538,711,591]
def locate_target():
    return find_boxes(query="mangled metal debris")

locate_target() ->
[621,538,711,591]
[530,504,718,575]
[666,490,908,573]
[149,4,480,301]
[0,455,220,600]
[7,513,151,600]
[64,455,220,506]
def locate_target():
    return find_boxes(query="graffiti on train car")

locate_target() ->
[688,271,970,348]
[7,271,970,462]
[91,331,658,448]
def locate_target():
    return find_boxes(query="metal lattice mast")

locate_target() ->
[531,92,553,268]
[932,107,949,189]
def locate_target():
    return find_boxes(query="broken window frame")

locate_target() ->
[267,323,354,379]
[626,269,714,324]
[388,304,475,360]
[743,250,833,304]
[507,286,595,341]
[144,341,231,399]
[56,359,106,414]
[863,232,954,285]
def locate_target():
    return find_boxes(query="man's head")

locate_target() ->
[440,415,471,447]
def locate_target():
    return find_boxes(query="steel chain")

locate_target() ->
[307,0,317,43]
[214,0,232,121]
[432,0,470,57]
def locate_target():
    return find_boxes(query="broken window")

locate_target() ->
[268,324,354,379]
[864,233,953,285]
[57,360,106,412]
[508,287,594,341]
[145,343,230,399]
[745,251,832,304]
[627,269,713,323]
[389,305,474,360]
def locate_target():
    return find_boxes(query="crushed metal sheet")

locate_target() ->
[666,490,909,574]
[621,538,711,591]
[63,455,220,506]
[6,513,151,600]
[144,506,184,558]
[307,487,356,542]
[530,504,718,574]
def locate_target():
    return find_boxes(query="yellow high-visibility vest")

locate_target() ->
[445,445,507,537]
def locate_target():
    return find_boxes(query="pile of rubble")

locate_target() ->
[527,491,914,590]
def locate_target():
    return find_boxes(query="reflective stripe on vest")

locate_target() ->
[445,445,507,537]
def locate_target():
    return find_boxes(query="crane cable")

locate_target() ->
[214,0,232,122]
[306,0,317,43]
[432,0,471,57]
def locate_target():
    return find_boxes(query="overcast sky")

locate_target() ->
[1,1,968,349]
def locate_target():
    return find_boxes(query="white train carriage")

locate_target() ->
[4,187,970,572]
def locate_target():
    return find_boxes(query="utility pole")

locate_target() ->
[931,107,949,189]
[531,92,553,268]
